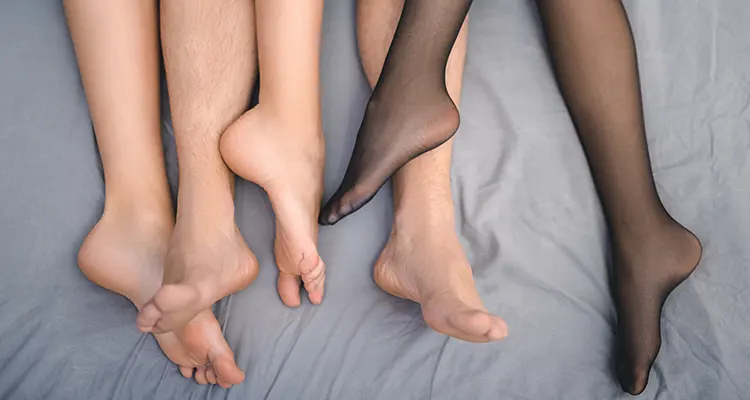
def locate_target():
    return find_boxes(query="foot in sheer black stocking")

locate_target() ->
[319,0,471,225]
[614,220,701,394]
[535,0,703,394]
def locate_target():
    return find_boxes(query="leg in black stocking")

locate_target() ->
[535,0,702,395]
[319,0,473,225]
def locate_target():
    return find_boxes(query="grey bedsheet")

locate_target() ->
[1,0,749,399]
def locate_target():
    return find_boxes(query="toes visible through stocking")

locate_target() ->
[613,222,702,395]
[319,0,472,225]
[319,98,459,225]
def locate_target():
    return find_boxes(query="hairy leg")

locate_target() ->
[64,0,242,387]
[535,0,702,394]
[356,0,506,342]
[319,0,473,224]
[135,0,260,384]
[220,0,326,307]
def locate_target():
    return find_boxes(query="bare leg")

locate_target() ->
[357,1,507,342]
[535,0,702,394]
[220,0,326,307]
[64,0,244,387]
[135,0,259,383]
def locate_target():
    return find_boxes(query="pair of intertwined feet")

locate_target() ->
[79,90,702,394]
[76,97,502,388]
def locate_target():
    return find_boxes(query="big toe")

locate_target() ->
[450,309,508,343]
[210,350,245,386]
[319,194,349,225]
[136,302,163,332]
[617,358,651,395]
[277,272,302,308]
[319,186,373,225]
[216,377,233,389]
[426,307,508,343]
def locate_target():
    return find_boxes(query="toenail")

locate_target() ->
[485,321,508,341]
[339,202,352,216]
[325,214,338,225]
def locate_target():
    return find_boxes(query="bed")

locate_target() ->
[1,0,749,399]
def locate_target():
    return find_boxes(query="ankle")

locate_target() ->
[175,203,235,231]
[393,179,453,218]
[175,176,236,222]
[257,101,321,131]
[610,216,701,263]
[609,211,674,244]
[175,198,236,236]
[102,203,174,232]
[103,191,173,223]
[393,200,456,237]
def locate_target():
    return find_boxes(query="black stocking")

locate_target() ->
[319,0,472,225]
[536,0,702,395]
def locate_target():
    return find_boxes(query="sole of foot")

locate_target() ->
[614,219,702,395]
[319,90,459,225]
[221,105,326,307]
[78,213,245,387]
[373,218,507,342]
[135,220,259,334]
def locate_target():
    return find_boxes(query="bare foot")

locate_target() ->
[174,310,245,388]
[374,216,507,342]
[136,215,259,334]
[220,105,326,307]
[614,220,702,395]
[78,212,245,387]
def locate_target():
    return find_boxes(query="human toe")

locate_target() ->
[277,272,302,308]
